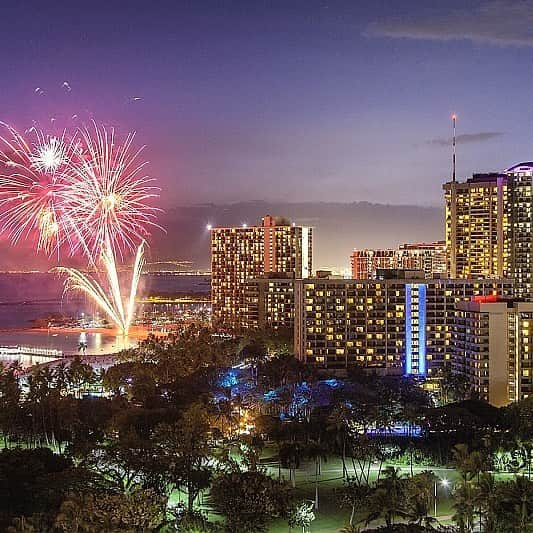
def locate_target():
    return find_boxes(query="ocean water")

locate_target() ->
[0,273,210,356]
[0,330,134,358]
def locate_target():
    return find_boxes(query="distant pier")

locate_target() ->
[0,345,63,358]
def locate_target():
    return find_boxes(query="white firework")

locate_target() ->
[30,135,69,173]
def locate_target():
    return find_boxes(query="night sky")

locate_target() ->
[1,1,533,209]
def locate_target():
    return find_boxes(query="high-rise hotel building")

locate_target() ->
[444,173,508,279]
[350,241,446,279]
[293,272,511,376]
[444,163,533,297]
[507,163,533,298]
[452,298,533,406]
[244,276,295,330]
[211,215,312,328]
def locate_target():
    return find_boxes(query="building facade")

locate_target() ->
[211,215,312,328]
[350,249,397,279]
[244,275,295,330]
[452,299,533,406]
[397,241,447,278]
[350,242,446,280]
[506,163,533,298]
[444,173,509,279]
[444,163,533,298]
[294,273,511,376]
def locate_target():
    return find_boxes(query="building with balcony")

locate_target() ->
[294,273,512,375]
[444,163,533,298]
[452,298,533,406]
[210,215,312,328]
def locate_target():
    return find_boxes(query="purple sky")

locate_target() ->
[2,0,533,211]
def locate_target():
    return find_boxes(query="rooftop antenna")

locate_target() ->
[452,113,457,182]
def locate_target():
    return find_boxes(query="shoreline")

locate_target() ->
[0,325,170,340]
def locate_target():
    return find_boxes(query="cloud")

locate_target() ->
[427,132,504,146]
[366,1,533,47]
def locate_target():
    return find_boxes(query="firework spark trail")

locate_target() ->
[0,121,161,334]
[54,239,146,334]
[126,240,146,332]
[63,121,160,260]
[54,264,125,331]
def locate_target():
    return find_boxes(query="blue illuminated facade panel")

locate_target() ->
[405,283,427,376]
[405,285,413,374]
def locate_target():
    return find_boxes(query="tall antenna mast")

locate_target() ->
[452,113,457,182]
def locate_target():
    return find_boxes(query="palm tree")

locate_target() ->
[452,444,488,529]
[350,434,380,485]
[476,472,498,533]
[53,362,69,395]
[452,443,474,483]
[453,481,476,532]
[365,466,407,527]
[496,476,533,532]
[327,404,351,479]
[515,437,533,479]
[78,340,88,355]
[279,441,303,488]
[405,470,438,524]
[338,478,372,527]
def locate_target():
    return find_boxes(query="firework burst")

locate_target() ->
[29,135,69,173]
[0,124,77,253]
[63,122,160,259]
[0,121,161,335]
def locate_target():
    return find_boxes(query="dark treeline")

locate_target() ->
[0,325,532,532]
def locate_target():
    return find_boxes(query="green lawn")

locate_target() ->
[260,447,458,533]
[167,444,527,532]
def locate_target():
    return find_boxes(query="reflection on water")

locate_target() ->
[0,330,137,362]
[0,273,210,329]
[0,272,209,367]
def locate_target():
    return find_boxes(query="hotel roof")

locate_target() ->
[506,162,533,173]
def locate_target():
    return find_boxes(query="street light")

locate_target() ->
[435,478,450,517]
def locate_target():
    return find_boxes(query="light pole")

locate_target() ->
[435,478,450,517]
[434,481,437,517]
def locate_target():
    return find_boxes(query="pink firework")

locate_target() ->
[0,123,76,253]
[64,122,160,260]
[0,120,162,334]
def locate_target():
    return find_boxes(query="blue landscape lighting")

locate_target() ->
[218,369,239,388]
